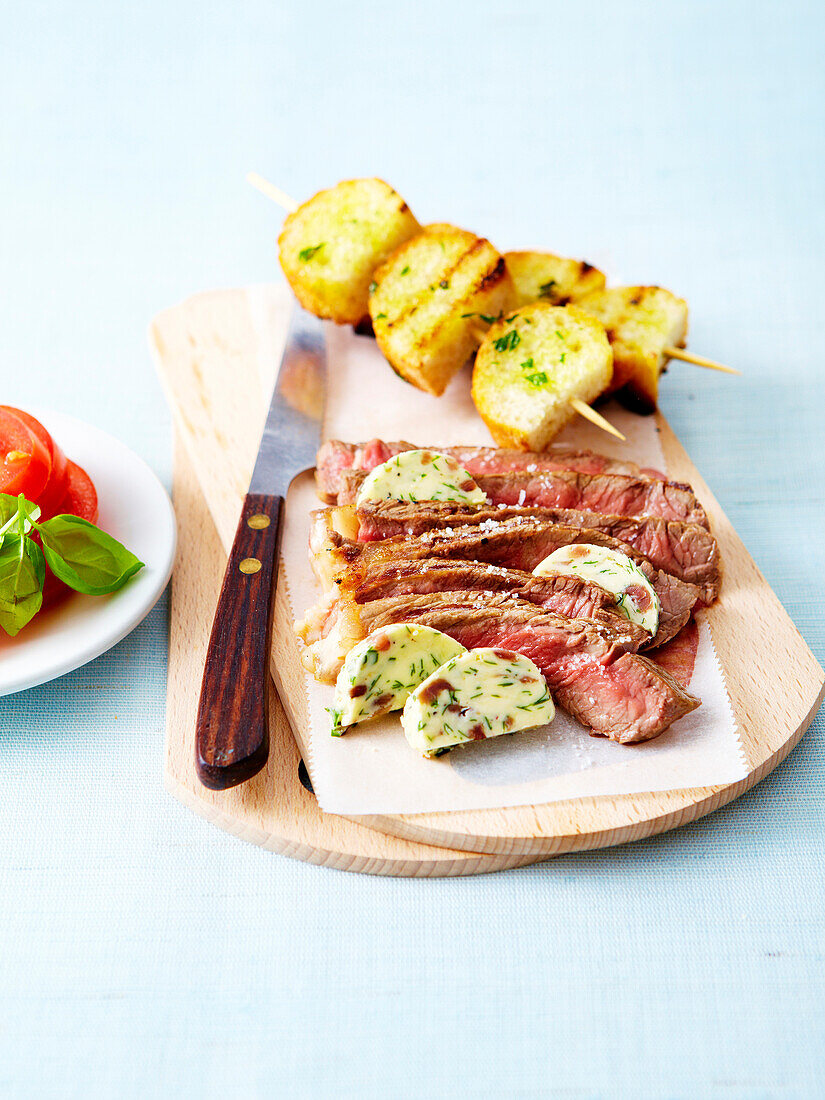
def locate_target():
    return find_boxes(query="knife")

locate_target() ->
[196,306,327,790]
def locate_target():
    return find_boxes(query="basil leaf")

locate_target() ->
[37,515,144,595]
[0,494,19,527]
[0,494,39,545]
[0,533,44,635]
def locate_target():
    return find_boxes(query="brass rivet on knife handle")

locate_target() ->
[247,514,271,529]
[196,492,284,790]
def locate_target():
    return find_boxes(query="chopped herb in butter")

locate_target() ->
[331,625,466,735]
[533,544,660,636]
[401,648,555,757]
[356,449,488,507]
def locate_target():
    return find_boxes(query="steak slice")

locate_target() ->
[361,593,700,743]
[351,556,678,649]
[447,444,657,480]
[303,516,697,680]
[297,584,646,685]
[477,471,706,527]
[312,511,700,622]
[354,501,720,604]
[339,466,707,527]
[315,439,657,503]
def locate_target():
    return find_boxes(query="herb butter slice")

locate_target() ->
[533,543,659,637]
[355,449,487,506]
[331,624,466,735]
[402,648,555,758]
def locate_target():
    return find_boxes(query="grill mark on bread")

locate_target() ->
[391,237,490,329]
[478,254,507,292]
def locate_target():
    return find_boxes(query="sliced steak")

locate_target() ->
[315,439,657,503]
[447,444,657,480]
[297,583,643,685]
[316,440,414,504]
[315,511,700,612]
[361,593,700,743]
[339,466,707,527]
[307,512,697,656]
[354,501,720,604]
[351,556,677,649]
[474,471,707,528]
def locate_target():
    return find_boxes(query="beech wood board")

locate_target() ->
[152,287,825,864]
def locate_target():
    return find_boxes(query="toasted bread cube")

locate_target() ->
[505,251,606,308]
[278,179,421,325]
[576,286,688,411]
[471,302,612,450]
[369,226,513,396]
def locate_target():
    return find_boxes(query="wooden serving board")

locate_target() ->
[152,287,825,866]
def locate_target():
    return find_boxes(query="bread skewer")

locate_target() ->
[251,173,624,440]
[471,304,625,448]
[465,319,626,442]
[503,247,739,382]
[251,174,737,380]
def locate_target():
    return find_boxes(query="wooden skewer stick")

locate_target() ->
[664,347,741,375]
[568,398,626,441]
[246,172,298,213]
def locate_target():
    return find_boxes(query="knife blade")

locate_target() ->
[196,306,327,790]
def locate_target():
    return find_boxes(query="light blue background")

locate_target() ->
[2,2,824,1096]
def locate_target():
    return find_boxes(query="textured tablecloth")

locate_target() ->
[2,1,824,1096]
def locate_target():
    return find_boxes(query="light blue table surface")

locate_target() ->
[2,2,824,1096]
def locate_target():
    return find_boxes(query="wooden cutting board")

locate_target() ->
[152,287,825,865]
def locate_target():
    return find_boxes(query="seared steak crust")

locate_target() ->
[474,471,707,528]
[362,593,700,743]
[354,501,720,604]
[354,559,643,641]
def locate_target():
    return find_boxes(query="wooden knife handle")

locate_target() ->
[196,492,284,790]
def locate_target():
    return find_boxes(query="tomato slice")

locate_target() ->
[58,460,98,523]
[40,460,100,608]
[0,408,51,499]
[1,407,68,515]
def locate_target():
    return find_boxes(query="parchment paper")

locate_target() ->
[250,284,748,815]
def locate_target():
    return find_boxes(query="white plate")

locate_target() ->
[0,409,176,695]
